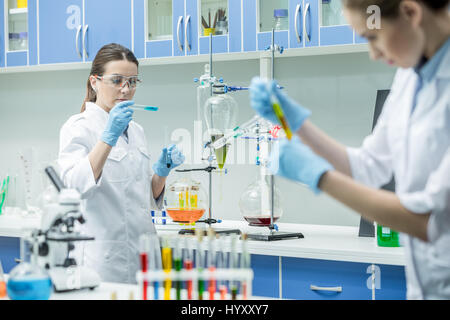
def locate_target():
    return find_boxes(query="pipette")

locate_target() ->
[211,115,261,150]
[130,104,159,112]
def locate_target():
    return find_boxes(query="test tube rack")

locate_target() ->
[136,268,253,300]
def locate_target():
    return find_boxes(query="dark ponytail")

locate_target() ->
[81,43,139,112]
[342,0,450,18]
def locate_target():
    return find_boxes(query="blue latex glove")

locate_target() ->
[249,77,311,133]
[101,100,134,147]
[268,136,333,194]
[152,144,185,177]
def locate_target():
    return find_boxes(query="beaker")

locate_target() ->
[165,178,207,224]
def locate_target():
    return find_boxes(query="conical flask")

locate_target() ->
[203,94,238,169]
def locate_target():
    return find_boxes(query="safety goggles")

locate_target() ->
[96,74,142,89]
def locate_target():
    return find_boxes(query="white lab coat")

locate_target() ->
[347,47,450,299]
[58,102,164,284]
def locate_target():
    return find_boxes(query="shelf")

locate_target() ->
[0,44,368,74]
[9,8,28,15]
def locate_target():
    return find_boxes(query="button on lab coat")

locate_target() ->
[347,47,450,299]
[58,102,164,284]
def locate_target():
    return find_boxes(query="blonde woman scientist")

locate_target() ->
[250,0,450,299]
[58,43,185,284]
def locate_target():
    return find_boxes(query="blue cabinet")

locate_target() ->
[39,0,132,65]
[2,0,38,67]
[0,237,20,274]
[282,257,406,300]
[251,254,280,298]
[39,0,84,64]
[84,0,132,62]
[198,0,241,55]
[140,0,198,59]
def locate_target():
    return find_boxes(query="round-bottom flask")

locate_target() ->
[239,175,283,227]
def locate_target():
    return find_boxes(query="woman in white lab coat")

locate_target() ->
[250,0,450,299]
[58,43,185,284]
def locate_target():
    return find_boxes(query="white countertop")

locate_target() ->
[156,220,406,266]
[0,214,405,266]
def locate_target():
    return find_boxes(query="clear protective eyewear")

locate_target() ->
[96,74,142,89]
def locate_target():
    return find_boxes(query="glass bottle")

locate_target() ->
[273,9,289,31]
[376,224,401,247]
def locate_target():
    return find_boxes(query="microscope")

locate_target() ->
[33,166,101,292]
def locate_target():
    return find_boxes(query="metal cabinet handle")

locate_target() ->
[83,24,89,59]
[303,2,311,43]
[294,4,301,43]
[176,16,184,53]
[185,15,191,52]
[75,25,82,58]
[310,285,342,292]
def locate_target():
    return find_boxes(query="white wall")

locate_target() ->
[0,51,396,226]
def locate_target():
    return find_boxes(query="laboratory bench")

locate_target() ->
[0,215,407,300]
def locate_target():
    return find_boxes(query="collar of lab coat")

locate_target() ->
[85,102,109,124]
[435,37,450,80]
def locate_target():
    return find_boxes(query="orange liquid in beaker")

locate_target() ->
[166,208,205,223]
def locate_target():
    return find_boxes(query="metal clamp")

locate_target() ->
[294,4,301,43]
[176,16,184,53]
[310,285,342,292]
[83,24,89,59]
[75,25,82,58]
[185,15,191,52]
[304,3,311,43]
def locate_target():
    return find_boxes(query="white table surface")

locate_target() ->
[0,215,405,266]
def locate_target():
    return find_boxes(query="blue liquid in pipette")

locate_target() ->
[7,277,52,300]
[131,105,159,112]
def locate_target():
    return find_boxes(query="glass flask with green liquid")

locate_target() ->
[376,224,401,247]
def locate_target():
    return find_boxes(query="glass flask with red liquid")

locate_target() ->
[239,174,283,227]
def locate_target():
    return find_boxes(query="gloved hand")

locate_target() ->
[268,136,333,194]
[101,100,134,147]
[152,144,185,177]
[249,77,311,133]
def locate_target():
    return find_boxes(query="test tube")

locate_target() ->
[173,237,182,300]
[195,228,205,300]
[230,233,238,300]
[162,236,172,300]
[217,235,228,300]
[207,228,216,300]
[270,90,293,140]
[130,104,159,112]
[240,234,251,300]
[149,234,162,300]
[183,237,194,300]
[139,234,150,300]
